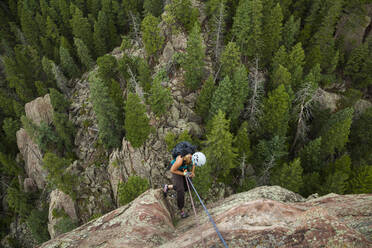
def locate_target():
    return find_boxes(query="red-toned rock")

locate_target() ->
[38,186,372,248]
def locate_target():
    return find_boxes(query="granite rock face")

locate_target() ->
[38,186,372,248]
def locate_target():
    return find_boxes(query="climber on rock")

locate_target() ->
[162,141,206,219]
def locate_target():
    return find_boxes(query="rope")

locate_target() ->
[185,176,206,247]
[186,176,229,248]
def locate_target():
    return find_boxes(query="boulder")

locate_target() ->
[38,187,372,248]
[24,94,53,126]
[354,99,372,117]
[317,89,341,112]
[16,128,47,189]
[39,189,174,248]
[48,189,78,239]
[23,178,38,193]
[159,41,175,66]
[171,33,187,50]
[335,5,372,53]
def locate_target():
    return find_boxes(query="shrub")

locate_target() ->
[118,176,150,206]
[26,208,50,244]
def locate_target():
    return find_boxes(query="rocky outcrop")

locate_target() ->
[317,89,341,112]
[24,94,54,126]
[16,128,46,189]
[48,189,78,239]
[335,4,372,53]
[39,189,174,248]
[38,186,372,248]
[16,94,54,190]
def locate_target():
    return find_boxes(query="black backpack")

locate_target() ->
[171,141,196,159]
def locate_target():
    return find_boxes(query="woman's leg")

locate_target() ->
[172,173,185,211]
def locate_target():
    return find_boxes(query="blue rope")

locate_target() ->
[186,176,229,248]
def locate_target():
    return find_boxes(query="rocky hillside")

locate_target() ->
[38,186,372,248]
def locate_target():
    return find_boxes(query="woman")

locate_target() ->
[163,152,206,218]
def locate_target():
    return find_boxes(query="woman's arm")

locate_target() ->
[170,155,185,176]
[191,164,195,177]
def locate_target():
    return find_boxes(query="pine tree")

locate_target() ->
[89,73,123,149]
[74,38,94,70]
[255,135,287,185]
[144,0,164,17]
[124,92,151,148]
[141,14,164,57]
[282,15,300,50]
[59,45,79,78]
[97,54,118,82]
[262,3,283,65]
[2,118,21,146]
[208,0,227,61]
[349,165,372,194]
[220,42,241,78]
[196,76,216,120]
[348,107,372,165]
[345,43,372,90]
[203,110,237,183]
[287,42,305,91]
[309,0,342,76]
[93,10,110,57]
[183,22,205,90]
[230,65,250,127]
[49,88,70,113]
[234,121,253,189]
[53,112,75,155]
[20,8,40,49]
[232,0,263,60]
[260,84,290,138]
[271,45,288,73]
[322,154,351,195]
[299,137,322,173]
[271,64,291,92]
[164,0,199,32]
[149,72,172,117]
[320,107,354,158]
[43,152,76,198]
[271,158,303,193]
[70,4,94,53]
[209,76,233,119]
[137,58,152,94]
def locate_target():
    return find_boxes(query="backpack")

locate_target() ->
[171,141,196,159]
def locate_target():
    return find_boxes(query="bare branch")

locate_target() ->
[245,57,264,128]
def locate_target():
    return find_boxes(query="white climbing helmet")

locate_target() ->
[192,152,206,167]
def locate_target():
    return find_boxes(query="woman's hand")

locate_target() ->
[190,172,195,178]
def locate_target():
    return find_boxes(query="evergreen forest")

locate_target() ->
[0,0,371,245]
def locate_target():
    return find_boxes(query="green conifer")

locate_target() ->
[74,38,95,70]
[124,92,151,148]
[183,22,205,90]
[232,0,263,60]
[59,45,79,78]
[149,72,172,117]
[220,42,241,78]
[320,108,354,158]
[196,76,216,120]
[89,73,123,149]
[260,84,290,138]
[271,158,303,193]
[262,3,283,65]
[203,110,237,183]
[282,15,300,50]
[141,14,164,57]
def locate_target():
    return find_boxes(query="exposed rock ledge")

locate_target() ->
[38,186,372,248]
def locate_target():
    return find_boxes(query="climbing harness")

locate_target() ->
[185,175,229,248]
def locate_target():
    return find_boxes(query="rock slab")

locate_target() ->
[38,186,372,248]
